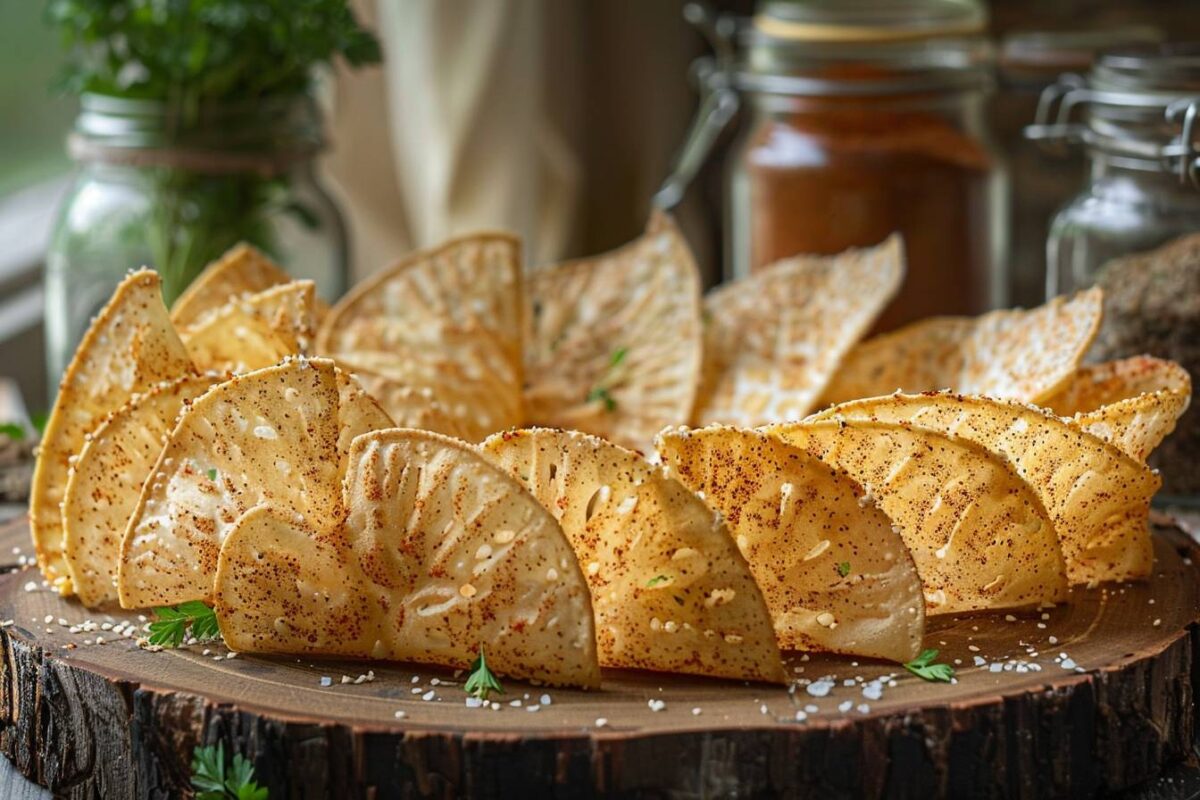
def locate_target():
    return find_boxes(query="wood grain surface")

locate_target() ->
[0,516,1196,798]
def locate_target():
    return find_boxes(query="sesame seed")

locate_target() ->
[394,710,407,719]
[595,718,609,728]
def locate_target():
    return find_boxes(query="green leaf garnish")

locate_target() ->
[645,574,671,588]
[30,413,48,436]
[148,601,220,648]
[465,646,504,702]
[0,423,25,441]
[904,648,955,683]
[609,346,629,367]
[586,386,617,412]
[206,468,218,482]
[192,742,269,800]
[836,561,851,578]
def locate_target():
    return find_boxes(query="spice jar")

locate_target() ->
[1031,44,1200,504]
[659,0,1006,331]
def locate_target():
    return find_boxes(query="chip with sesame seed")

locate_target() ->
[695,234,904,427]
[765,419,1068,615]
[480,427,786,684]
[63,372,224,608]
[334,360,473,441]
[214,429,600,689]
[179,280,318,374]
[820,287,1103,407]
[117,358,345,608]
[523,212,703,452]
[1041,356,1192,463]
[657,425,925,663]
[809,392,1160,585]
[30,269,197,597]
[315,232,524,442]
[169,242,326,328]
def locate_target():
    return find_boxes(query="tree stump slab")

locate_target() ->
[0,517,1197,799]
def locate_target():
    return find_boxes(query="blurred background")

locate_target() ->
[3,0,1200,415]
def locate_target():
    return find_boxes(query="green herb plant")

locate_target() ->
[192,742,268,800]
[148,600,220,648]
[0,423,25,441]
[45,0,382,302]
[464,646,504,702]
[904,648,955,683]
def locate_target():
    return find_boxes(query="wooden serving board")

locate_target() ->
[0,517,1197,799]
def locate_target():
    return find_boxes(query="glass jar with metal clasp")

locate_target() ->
[657,0,1007,332]
[1028,44,1200,504]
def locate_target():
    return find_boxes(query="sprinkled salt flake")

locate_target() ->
[967,645,980,653]
[856,704,870,715]
[804,704,819,713]
[0,620,12,628]
[411,676,421,684]
[837,700,853,713]
[1004,614,1017,622]
[595,718,609,728]
[794,710,808,722]
[806,679,835,698]
[1060,658,1077,670]
[430,678,441,686]
[692,708,702,716]
[465,697,483,708]
[320,676,332,687]
[422,691,436,701]
[648,699,666,712]
[341,675,353,685]
[43,615,53,624]
[1048,636,1058,644]
[540,694,552,706]
[1036,623,1046,629]
[410,688,423,695]
[1041,612,1051,621]
[760,704,769,715]
[862,681,883,701]
[509,699,522,707]
[989,663,1002,673]
[394,710,407,719]
[225,652,237,660]
[354,674,367,685]
[23,581,37,592]
[1152,618,1162,627]
[526,705,541,713]
[842,679,855,687]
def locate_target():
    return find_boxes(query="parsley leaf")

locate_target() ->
[207,468,218,482]
[609,346,629,367]
[0,423,25,441]
[645,574,671,587]
[836,561,851,578]
[192,743,268,800]
[586,386,617,412]
[904,648,955,683]
[148,601,220,648]
[464,646,504,702]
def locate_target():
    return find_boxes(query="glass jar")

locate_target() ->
[44,93,349,385]
[659,0,1007,331]
[1033,44,1200,504]
[995,28,1162,307]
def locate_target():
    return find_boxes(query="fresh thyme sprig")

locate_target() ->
[464,646,504,702]
[904,648,954,683]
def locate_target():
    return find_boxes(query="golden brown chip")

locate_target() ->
[62,373,224,607]
[524,213,703,451]
[481,428,786,683]
[1042,356,1192,461]
[316,233,524,440]
[170,243,313,328]
[215,430,600,688]
[696,235,904,426]
[657,426,924,662]
[809,393,1160,585]
[336,359,478,441]
[118,358,343,608]
[821,288,1104,406]
[333,367,395,471]
[766,420,1068,615]
[180,280,316,373]
[30,270,196,595]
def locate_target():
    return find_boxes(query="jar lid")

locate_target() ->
[1092,43,1200,93]
[754,0,985,43]
[733,0,993,96]
[1000,28,1163,75]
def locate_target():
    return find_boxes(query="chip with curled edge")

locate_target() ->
[179,280,317,373]
[481,427,787,684]
[214,429,600,689]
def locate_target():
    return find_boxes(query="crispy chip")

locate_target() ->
[31,270,195,594]
[170,243,322,327]
[523,213,703,451]
[1042,356,1192,462]
[118,358,343,607]
[821,288,1104,406]
[62,373,223,607]
[334,367,395,470]
[180,280,316,373]
[336,360,477,441]
[215,430,600,688]
[696,235,904,426]
[481,428,786,683]
[657,426,924,662]
[316,233,524,440]
[766,420,1068,615]
[810,393,1159,585]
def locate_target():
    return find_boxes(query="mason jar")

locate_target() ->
[44,93,349,385]
[1031,44,1200,503]
[658,0,1007,331]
